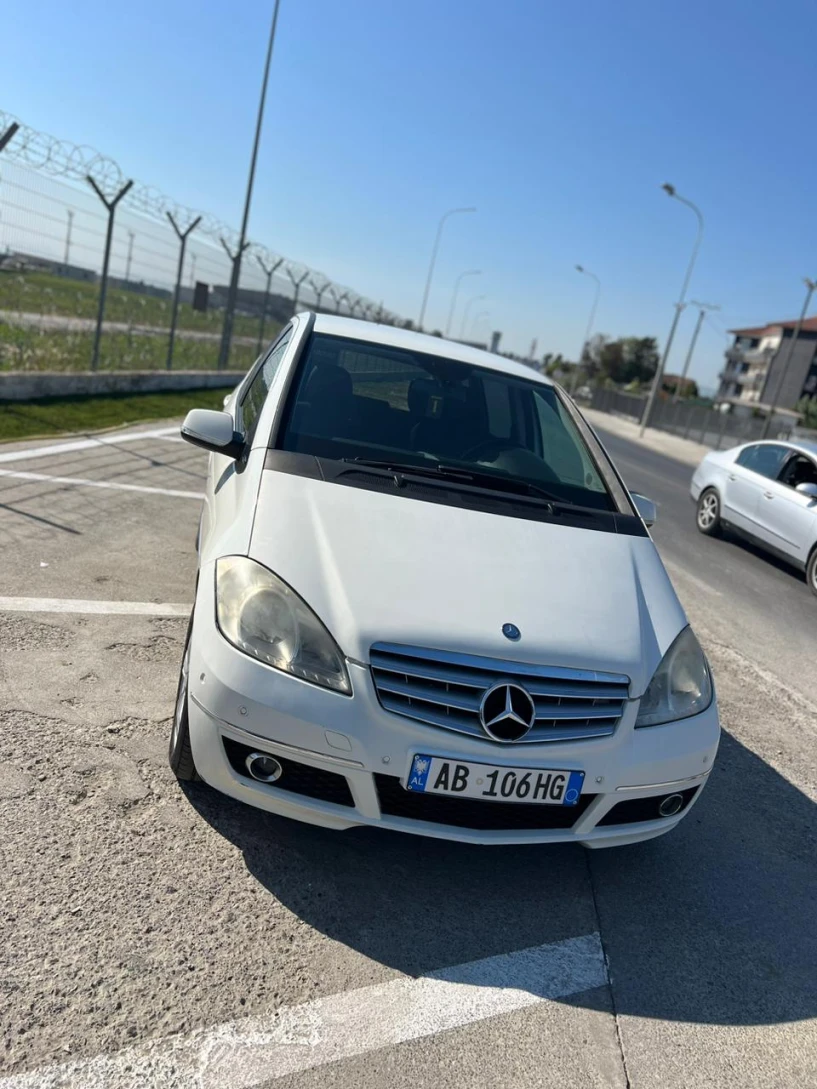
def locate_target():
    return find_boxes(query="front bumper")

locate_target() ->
[187,596,720,848]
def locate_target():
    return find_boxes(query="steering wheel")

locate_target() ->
[460,438,524,462]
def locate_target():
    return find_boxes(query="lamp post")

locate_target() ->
[217,0,281,370]
[673,300,719,402]
[460,293,486,339]
[761,277,817,438]
[471,310,490,339]
[573,264,600,394]
[445,268,481,337]
[417,206,476,331]
[639,183,704,436]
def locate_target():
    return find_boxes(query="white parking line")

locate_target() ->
[0,597,191,616]
[0,427,179,465]
[0,468,203,500]
[0,933,606,1089]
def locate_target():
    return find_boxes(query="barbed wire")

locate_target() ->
[0,110,400,323]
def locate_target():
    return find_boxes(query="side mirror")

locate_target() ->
[631,492,657,527]
[795,482,817,499]
[181,409,244,459]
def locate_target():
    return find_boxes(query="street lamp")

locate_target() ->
[460,294,486,339]
[573,264,601,394]
[418,206,476,331]
[673,300,719,403]
[217,0,281,370]
[639,183,704,436]
[761,277,817,438]
[445,269,481,337]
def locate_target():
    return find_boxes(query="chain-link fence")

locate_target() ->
[589,386,798,449]
[0,112,403,374]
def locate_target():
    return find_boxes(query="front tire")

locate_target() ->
[807,549,817,598]
[696,488,723,537]
[168,615,199,781]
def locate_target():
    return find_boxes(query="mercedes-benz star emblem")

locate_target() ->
[479,682,536,742]
[502,623,521,641]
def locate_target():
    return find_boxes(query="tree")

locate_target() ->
[797,395,817,429]
[593,335,658,386]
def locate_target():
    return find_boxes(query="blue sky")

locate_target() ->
[5,0,817,389]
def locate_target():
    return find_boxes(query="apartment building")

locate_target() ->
[718,317,817,408]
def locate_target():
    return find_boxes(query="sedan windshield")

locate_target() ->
[276,334,620,511]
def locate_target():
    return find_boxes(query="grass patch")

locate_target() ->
[0,323,262,373]
[0,387,232,443]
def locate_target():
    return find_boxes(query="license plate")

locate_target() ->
[406,754,584,806]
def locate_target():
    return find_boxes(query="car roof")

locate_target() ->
[735,438,817,459]
[310,313,554,387]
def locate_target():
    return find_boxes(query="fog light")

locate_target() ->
[245,753,283,783]
[658,793,684,817]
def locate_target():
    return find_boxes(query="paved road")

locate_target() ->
[0,422,814,1088]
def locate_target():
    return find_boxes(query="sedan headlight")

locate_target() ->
[635,626,712,727]
[215,556,351,694]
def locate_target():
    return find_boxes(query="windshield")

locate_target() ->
[276,334,618,511]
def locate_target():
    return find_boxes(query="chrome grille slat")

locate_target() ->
[371,642,630,744]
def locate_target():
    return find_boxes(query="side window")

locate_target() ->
[737,443,789,479]
[240,330,292,444]
[533,388,606,491]
[778,454,817,489]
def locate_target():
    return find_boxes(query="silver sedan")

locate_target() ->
[690,439,817,596]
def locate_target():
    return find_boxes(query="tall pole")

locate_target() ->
[125,230,134,282]
[417,206,476,331]
[166,213,201,370]
[445,268,481,337]
[217,0,281,370]
[672,301,719,402]
[64,211,74,266]
[572,264,601,394]
[460,293,486,339]
[761,277,816,439]
[639,183,704,436]
[86,176,134,371]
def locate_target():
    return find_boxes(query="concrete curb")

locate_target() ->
[581,406,713,468]
[0,369,245,402]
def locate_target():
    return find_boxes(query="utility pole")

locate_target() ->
[673,301,719,402]
[217,0,281,370]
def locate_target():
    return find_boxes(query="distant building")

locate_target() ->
[718,318,817,409]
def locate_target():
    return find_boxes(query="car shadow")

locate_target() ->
[182,729,816,1026]
[721,529,808,586]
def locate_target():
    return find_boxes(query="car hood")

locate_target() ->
[249,473,688,696]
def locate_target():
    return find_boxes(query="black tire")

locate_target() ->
[807,549,817,598]
[168,614,199,781]
[696,488,723,537]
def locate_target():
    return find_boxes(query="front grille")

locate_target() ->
[597,787,699,826]
[222,737,355,807]
[370,642,630,743]
[375,774,596,831]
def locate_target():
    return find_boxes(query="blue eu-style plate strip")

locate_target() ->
[407,754,432,792]
[564,770,585,806]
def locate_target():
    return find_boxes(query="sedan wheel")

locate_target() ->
[696,489,722,537]
[807,550,817,598]
[168,616,199,781]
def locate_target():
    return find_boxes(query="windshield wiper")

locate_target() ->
[341,457,562,507]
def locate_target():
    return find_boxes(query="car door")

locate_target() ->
[752,451,817,564]
[722,443,789,534]
[199,319,306,562]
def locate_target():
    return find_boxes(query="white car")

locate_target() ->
[171,313,719,847]
[691,439,817,595]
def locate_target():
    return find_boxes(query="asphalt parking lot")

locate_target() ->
[1,421,815,1089]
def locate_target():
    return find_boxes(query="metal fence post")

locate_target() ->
[256,254,284,355]
[218,237,250,370]
[286,267,310,316]
[310,276,329,315]
[86,176,133,371]
[715,408,729,450]
[0,122,19,154]
[166,212,201,370]
[682,404,695,440]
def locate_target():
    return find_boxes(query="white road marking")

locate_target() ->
[0,427,179,465]
[0,597,191,617]
[664,560,722,598]
[0,468,203,500]
[0,933,606,1089]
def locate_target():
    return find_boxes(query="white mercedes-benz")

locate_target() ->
[171,314,719,847]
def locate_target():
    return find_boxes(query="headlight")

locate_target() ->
[635,627,712,727]
[215,556,351,694]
